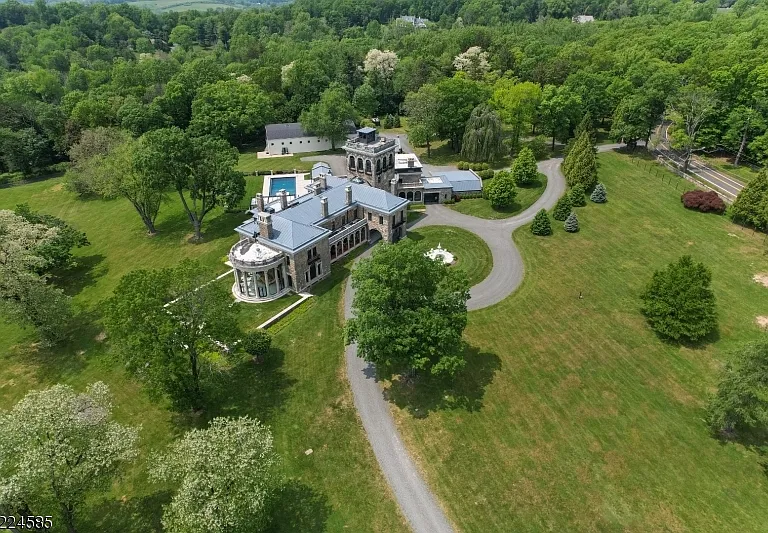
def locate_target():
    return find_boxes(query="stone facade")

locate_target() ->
[232,173,409,303]
[345,128,398,189]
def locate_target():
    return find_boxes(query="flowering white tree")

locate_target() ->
[453,46,490,80]
[0,210,73,345]
[363,49,399,79]
[0,382,139,533]
[280,61,295,85]
[150,416,280,533]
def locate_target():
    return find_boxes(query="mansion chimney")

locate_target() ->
[255,193,264,212]
[257,213,272,239]
[390,178,398,195]
[279,189,288,210]
[319,174,327,191]
[320,196,329,218]
[345,185,352,206]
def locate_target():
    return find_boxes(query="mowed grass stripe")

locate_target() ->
[0,176,407,532]
[391,151,768,532]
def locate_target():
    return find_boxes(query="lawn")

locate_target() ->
[237,147,339,175]
[449,174,547,220]
[0,178,406,532]
[407,225,493,286]
[389,151,768,532]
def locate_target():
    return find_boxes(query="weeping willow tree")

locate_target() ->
[460,105,503,163]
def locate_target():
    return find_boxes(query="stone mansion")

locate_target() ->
[228,127,481,303]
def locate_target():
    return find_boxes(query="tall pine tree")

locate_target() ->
[563,130,598,189]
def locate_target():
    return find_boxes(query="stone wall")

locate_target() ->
[363,207,407,243]
[286,236,331,293]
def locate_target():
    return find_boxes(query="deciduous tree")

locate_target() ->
[0,210,74,346]
[404,84,440,156]
[190,79,273,147]
[346,240,470,378]
[104,260,241,411]
[0,382,139,533]
[610,94,651,150]
[300,83,356,149]
[150,417,279,533]
[666,86,718,173]
[460,105,503,162]
[135,128,244,241]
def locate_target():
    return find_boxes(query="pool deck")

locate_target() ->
[261,172,314,204]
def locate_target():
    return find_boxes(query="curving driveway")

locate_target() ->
[343,144,624,532]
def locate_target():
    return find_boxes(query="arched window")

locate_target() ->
[398,192,406,198]
[407,192,414,201]
[376,159,381,174]
[415,191,422,201]
[357,158,363,171]
[365,160,372,174]
[349,156,355,169]
[389,153,394,168]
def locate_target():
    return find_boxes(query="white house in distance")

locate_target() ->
[572,15,595,23]
[396,15,429,28]
[265,122,357,155]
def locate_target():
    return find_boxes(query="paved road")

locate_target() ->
[343,144,625,532]
[656,123,745,200]
[344,267,456,533]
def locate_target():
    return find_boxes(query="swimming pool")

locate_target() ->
[269,176,297,196]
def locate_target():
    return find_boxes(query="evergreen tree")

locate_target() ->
[574,112,596,146]
[552,195,573,221]
[485,171,517,208]
[531,209,552,235]
[731,169,768,230]
[640,255,717,342]
[564,212,580,232]
[706,338,768,436]
[569,184,586,206]
[590,182,607,203]
[511,147,538,186]
[562,130,598,189]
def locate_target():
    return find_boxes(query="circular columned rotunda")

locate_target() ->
[229,240,290,302]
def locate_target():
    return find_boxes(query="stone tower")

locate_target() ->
[343,127,398,191]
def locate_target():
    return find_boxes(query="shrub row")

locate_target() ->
[0,172,25,186]
[457,161,491,171]
[681,190,725,214]
[476,169,495,180]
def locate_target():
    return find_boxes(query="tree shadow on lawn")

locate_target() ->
[266,480,333,533]
[175,347,297,431]
[83,489,172,533]
[384,345,501,418]
[52,253,107,297]
[152,208,244,245]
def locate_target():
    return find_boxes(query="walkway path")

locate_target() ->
[344,144,624,532]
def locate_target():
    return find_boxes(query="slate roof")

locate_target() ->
[433,170,483,193]
[237,177,408,252]
[265,122,311,141]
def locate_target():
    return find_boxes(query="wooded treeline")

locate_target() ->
[2,0,768,176]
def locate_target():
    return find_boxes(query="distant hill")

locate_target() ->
[9,0,292,13]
